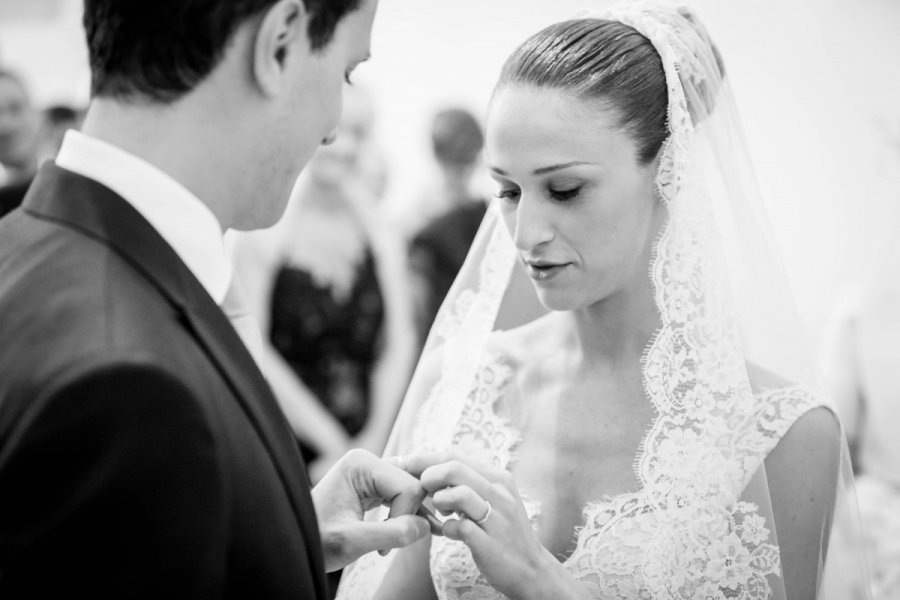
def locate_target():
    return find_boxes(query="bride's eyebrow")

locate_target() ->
[489,161,595,177]
[532,161,595,175]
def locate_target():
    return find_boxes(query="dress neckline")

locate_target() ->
[473,349,810,566]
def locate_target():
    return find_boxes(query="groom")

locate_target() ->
[0,0,429,597]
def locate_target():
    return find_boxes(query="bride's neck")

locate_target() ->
[567,281,660,369]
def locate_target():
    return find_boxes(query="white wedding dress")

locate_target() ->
[379,348,821,600]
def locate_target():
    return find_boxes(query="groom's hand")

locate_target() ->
[312,448,429,572]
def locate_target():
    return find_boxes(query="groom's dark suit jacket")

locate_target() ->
[0,164,329,598]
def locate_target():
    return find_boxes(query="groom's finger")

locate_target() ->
[416,505,445,536]
[366,455,427,520]
[345,515,430,558]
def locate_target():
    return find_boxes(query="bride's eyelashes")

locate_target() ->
[493,185,583,204]
[548,185,582,202]
[494,187,521,203]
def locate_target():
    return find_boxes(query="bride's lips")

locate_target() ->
[523,259,571,281]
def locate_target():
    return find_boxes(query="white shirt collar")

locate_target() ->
[55,130,232,304]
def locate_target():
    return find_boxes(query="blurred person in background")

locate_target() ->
[823,279,900,599]
[36,103,85,162]
[230,83,417,489]
[407,107,488,349]
[0,68,40,217]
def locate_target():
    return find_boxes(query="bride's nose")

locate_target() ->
[512,194,554,251]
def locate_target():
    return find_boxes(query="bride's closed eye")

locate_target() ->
[494,187,521,203]
[548,185,582,202]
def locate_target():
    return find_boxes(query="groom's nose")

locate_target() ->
[321,129,338,146]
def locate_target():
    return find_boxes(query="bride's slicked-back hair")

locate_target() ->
[83,0,361,103]
[498,19,668,165]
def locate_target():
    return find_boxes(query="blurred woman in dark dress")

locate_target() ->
[229,85,416,484]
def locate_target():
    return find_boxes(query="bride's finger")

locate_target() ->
[419,459,496,499]
[432,485,493,524]
[397,452,512,489]
[442,513,492,549]
[392,451,452,478]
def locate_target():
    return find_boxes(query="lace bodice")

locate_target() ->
[421,352,822,600]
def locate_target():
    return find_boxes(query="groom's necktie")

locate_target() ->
[220,275,265,369]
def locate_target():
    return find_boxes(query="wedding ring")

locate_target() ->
[474,500,492,526]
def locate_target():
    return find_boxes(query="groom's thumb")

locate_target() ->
[359,515,429,557]
[322,515,428,571]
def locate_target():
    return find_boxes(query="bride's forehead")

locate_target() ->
[488,86,622,134]
[486,88,632,159]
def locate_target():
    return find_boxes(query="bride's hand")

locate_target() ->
[396,452,587,600]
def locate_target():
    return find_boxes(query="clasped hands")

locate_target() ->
[312,449,568,599]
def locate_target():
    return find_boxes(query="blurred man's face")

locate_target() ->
[0,76,39,170]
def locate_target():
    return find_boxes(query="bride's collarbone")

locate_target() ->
[506,367,652,518]
[514,366,652,435]
[496,342,653,513]
[512,387,649,506]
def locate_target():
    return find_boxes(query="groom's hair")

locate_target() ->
[83,0,362,103]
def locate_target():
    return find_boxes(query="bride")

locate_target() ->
[338,2,867,598]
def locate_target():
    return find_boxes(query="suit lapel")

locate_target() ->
[24,164,327,594]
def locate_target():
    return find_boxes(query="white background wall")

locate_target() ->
[2,0,899,340]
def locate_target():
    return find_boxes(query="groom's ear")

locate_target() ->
[252,0,310,98]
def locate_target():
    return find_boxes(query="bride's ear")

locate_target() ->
[252,0,310,98]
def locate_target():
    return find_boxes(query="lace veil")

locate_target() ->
[338,2,870,598]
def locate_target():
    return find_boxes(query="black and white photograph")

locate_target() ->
[0,0,897,598]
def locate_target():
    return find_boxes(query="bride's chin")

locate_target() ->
[534,291,581,313]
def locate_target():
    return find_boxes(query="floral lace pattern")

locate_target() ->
[413,223,517,453]
[428,359,534,600]
[425,354,821,600]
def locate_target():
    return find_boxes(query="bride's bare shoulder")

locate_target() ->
[749,361,841,481]
[745,361,831,418]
